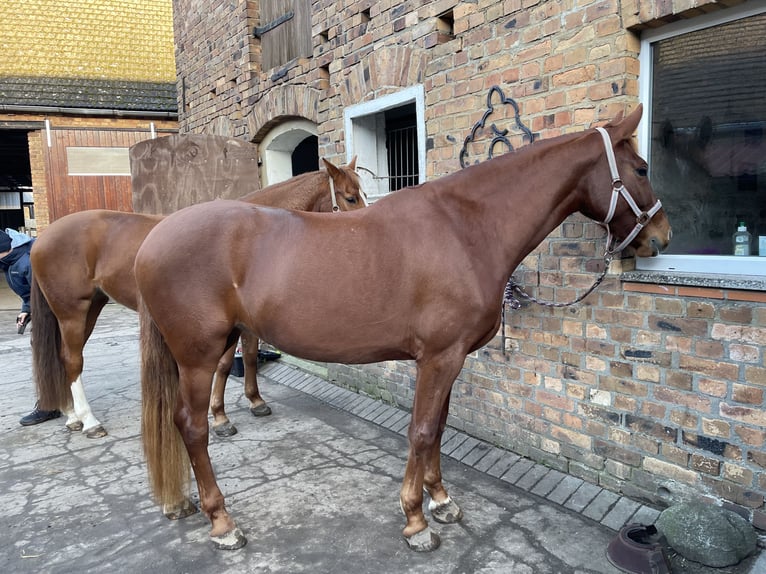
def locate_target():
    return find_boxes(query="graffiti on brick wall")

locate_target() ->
[459,85,535,169]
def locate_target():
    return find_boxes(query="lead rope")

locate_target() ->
[500,250,614,354]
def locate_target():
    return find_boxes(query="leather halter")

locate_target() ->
[595,127,662,254]
[330,171,368,212]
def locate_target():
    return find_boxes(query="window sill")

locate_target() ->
[621,269,766,299]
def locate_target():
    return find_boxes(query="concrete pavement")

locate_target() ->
[0,304,762,573]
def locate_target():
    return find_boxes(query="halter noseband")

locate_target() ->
[595,127,662,254]
[330,170,368,212]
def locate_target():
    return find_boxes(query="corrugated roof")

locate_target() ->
[0,0,176,111]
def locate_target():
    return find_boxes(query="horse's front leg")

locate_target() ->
[177,365,246,550]
[400,352,465,552]
[424,388,463,525]
[210,345,237,437]
[241,334,271,417]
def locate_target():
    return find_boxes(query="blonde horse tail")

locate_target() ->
[30,274,72,411]
[138,296,191,509]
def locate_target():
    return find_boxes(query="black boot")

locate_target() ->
[257,349,282,362]
[19,402,62,426]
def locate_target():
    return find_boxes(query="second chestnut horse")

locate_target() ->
[30,158,364,437]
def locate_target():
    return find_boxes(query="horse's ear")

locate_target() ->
[612,104,643,142]
[322,157,341,179]
[347,155,358,171]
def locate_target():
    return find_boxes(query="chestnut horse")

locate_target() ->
[30,158,364,438]
[134,106,671,551]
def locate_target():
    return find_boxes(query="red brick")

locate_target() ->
[654,297,684,315]
[654,387,712,413]
[734,426,766,447]
[744,366,766,387]
[678,355,738,381]
[720,403,766,427]
[691,454,720,476]
[720,305,753,323]
[694,340,725,359]
[678,286,724,299]
[600,375,648,397]
[649,315,708,337]
[666,371,693,391]
[686,301,715,318]
[732,384,764,405]
[698,377,729,398]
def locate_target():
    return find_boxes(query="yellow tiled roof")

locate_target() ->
[0,0,175,83]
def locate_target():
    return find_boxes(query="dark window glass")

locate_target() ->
[649,13,766,256]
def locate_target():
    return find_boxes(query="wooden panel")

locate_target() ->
[44,128,153,221]
[130,134,261,215]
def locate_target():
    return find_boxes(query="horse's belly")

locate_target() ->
[253,308,413,365]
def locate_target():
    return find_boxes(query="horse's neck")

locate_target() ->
[450,132,596,277]
[240,171,328,210]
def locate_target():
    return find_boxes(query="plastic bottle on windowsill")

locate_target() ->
[733,221,751,256]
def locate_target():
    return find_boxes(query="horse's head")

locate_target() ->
[583,105,672,257]
[321,156,367,212]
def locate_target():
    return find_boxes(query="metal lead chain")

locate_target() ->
[500,251,614,354]
[505,251,613,309]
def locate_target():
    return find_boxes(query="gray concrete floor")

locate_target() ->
[0,304,762,573]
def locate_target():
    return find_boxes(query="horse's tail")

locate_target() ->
[138,296,190,507]
[30,274,73,412]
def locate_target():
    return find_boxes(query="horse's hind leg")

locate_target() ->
[241,334,271,417]
[400,351,465,552]
[178,364,246,550]
[59,294,109,437]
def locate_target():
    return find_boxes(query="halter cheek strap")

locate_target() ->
[595,127,662,254]
[329,170,368,212]
[330,177,340,212]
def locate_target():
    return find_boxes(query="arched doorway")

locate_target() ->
[259,119,318,186]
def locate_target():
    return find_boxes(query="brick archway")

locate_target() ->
[246,85,320,143]
[339,46,428,108]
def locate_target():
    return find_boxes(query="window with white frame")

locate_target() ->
[637,1,766,276]
[343,86,426,202]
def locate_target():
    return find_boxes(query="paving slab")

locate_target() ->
[1,304,762,574]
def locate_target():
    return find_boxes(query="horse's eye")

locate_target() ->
[636,167,648,177]
[345,196,357,204]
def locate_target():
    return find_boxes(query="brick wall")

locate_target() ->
[174,0,765,527]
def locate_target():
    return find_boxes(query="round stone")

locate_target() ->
[656,502,757,567]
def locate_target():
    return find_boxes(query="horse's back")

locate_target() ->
[136,198,497,364]
[32,209,164,309]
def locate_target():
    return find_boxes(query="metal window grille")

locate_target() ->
[386,124,419,192]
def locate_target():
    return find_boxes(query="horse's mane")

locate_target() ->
[239,170,328,202]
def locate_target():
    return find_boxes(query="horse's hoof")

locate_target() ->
[211,527,247,550]
[163,499,198,520]
[249,403,272,417]
[85,425,108,439]
[404,527,441,552]
[213,422,238,437]
[429,496,463,524]
[66,421,84,432]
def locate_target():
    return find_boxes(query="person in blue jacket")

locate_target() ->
[0,228,61,426]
